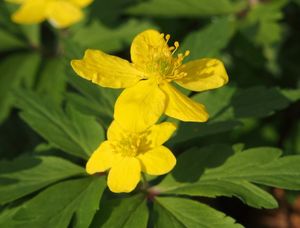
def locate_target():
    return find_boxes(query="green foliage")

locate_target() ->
[72,19,156,53]
[1,0,300,227]
[153,197,242,227]
[127,0,246,17]
[181,17,236,61]
[36,57,67,104]
[241,0,287,46]
[10,177,105,228]
[14,90,105,159]
[157,145,300,208]
[171,86,300,145]
[0,155,85,205]
[67,76,120,129]
[91,194,149,228]
[0,53,41,124]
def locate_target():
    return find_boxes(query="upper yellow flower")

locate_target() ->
[86,120,176,193]
[7,0,93,28]
[71,29,229,131]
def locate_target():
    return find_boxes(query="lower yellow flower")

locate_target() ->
[7,0,93,28]
[86,120,177,193]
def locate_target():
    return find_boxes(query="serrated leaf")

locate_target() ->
[0,53,40,124]
[0,155,84,205]
[36,57,67,104]
[153,197,242,228]
[169,120,242,145]
[171,86,298,145]
[181,18,236,61]
[241,0,288,46]
[11,177,105,228]
[229,86,290,118]
[73,177,106,228]
[0,29,26,51]
[90,194,148,228]
[19,24,40,47]
[14,90,105,159]
[67,76,120,129]
[280,89,300,102]
[127,0,245,17]
[156,145,300,208]
[72,19,155,53]
[194,86,292,119]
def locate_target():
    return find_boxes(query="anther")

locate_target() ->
[184,50,190,57]
[174,41,179,48]
[165,34,171,42]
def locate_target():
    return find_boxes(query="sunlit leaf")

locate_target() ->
[157,145,300,208]
[90,194,148,228]
[127,0,246,17]
[153,197,242,227]
[0,155,85,205]
[15,90,105,159]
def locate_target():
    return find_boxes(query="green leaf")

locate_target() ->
[19,24,40,47]
[67,76,120,129]
[280,89,300,102]
[229,86,291,118]
[127,0,246,17]
[0,53,41,124]
[194,86,293,120]
[243,0,288,46]
[169,120,242,145]
[15,90,105,159]
[11,177,105,228]
[0,204,21,227]
[180,18,236,61]
[91,194,149,228]
[73,177,106,228]
[157,145,300,208]
[0,28,26,51]
[36,57,67,104]
[72,19,155,53]
[172,86,295,145]
[154,196,242,227]
[0,155,84,205]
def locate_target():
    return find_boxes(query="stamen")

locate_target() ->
[169,46,175,51]
[174,41,179,48]
[172,41,179,55]
[184,50,190,57]
[165,34,171,42]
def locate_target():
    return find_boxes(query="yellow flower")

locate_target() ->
[71,29,229,131]
[7,0,93,28]
[86,120,176,193]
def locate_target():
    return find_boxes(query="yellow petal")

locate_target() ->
[86,141,116,174]
[114,80,166,132]
[160,82,209,122]
[138,146,176,175]
[107,157,141,193]
[130,29,166,69]
[11,0,46,24]
[46,1,83,28]
[107,120,125,141]
[176,58,229,92]
[71,49,142,89]
[70,0,93,7]
[140,122,176,150]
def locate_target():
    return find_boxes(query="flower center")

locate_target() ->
[112,133,142,157]
[145,34,190,83]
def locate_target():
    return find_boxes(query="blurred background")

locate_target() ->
[0,0,300,227]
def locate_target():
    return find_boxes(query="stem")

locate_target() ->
[142,173,149,189]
